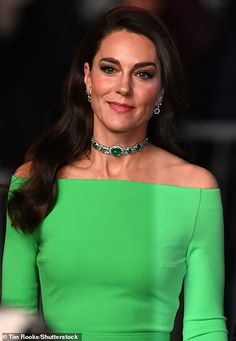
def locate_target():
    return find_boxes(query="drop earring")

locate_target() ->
[154,102,162,115]
[86,88,91,103]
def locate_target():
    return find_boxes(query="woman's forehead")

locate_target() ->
[93,30,158,64]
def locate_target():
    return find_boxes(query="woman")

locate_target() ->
[2,6,228,340]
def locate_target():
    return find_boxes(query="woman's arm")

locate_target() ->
[183,187,228,340]
[1,176,39,314]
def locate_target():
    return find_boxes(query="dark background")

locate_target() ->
[0,0,235,339]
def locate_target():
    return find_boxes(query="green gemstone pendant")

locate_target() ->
[111,147,122,157]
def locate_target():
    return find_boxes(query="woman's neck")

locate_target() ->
[89,142,152,179]
[92,130,147,148]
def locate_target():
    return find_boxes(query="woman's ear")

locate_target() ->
[84,62,91,91]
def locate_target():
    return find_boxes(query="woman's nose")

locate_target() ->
[116,74,132,96]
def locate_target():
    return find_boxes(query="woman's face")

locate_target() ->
[84,30,163,137]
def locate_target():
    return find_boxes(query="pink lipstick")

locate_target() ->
[108,101,135,113]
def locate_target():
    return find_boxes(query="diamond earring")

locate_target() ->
[86,88,91,103]
[154,102,162,115]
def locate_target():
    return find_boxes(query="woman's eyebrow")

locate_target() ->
[99,57,157,69]
[100,57,120,65]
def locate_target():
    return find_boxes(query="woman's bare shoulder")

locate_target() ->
[14,161,32,178]
[152,147,219,189]
[177,162,219,189]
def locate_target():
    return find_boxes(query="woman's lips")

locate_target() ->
[108,101,135,113]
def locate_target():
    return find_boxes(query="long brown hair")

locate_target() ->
[8,6,187,233]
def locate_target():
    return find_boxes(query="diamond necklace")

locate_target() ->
[91,137,149,157]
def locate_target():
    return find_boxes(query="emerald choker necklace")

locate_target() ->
[91,137,149,157]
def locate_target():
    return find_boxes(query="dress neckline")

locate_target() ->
[12,175,220,191]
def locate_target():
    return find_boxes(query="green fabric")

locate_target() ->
[2,177,228,340]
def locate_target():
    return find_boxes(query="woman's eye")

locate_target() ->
[137,71,154,79]
[101,65,116,74]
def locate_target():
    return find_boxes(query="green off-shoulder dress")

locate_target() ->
[2,177,228,340]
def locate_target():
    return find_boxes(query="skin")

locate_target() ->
[17,30,219,189]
